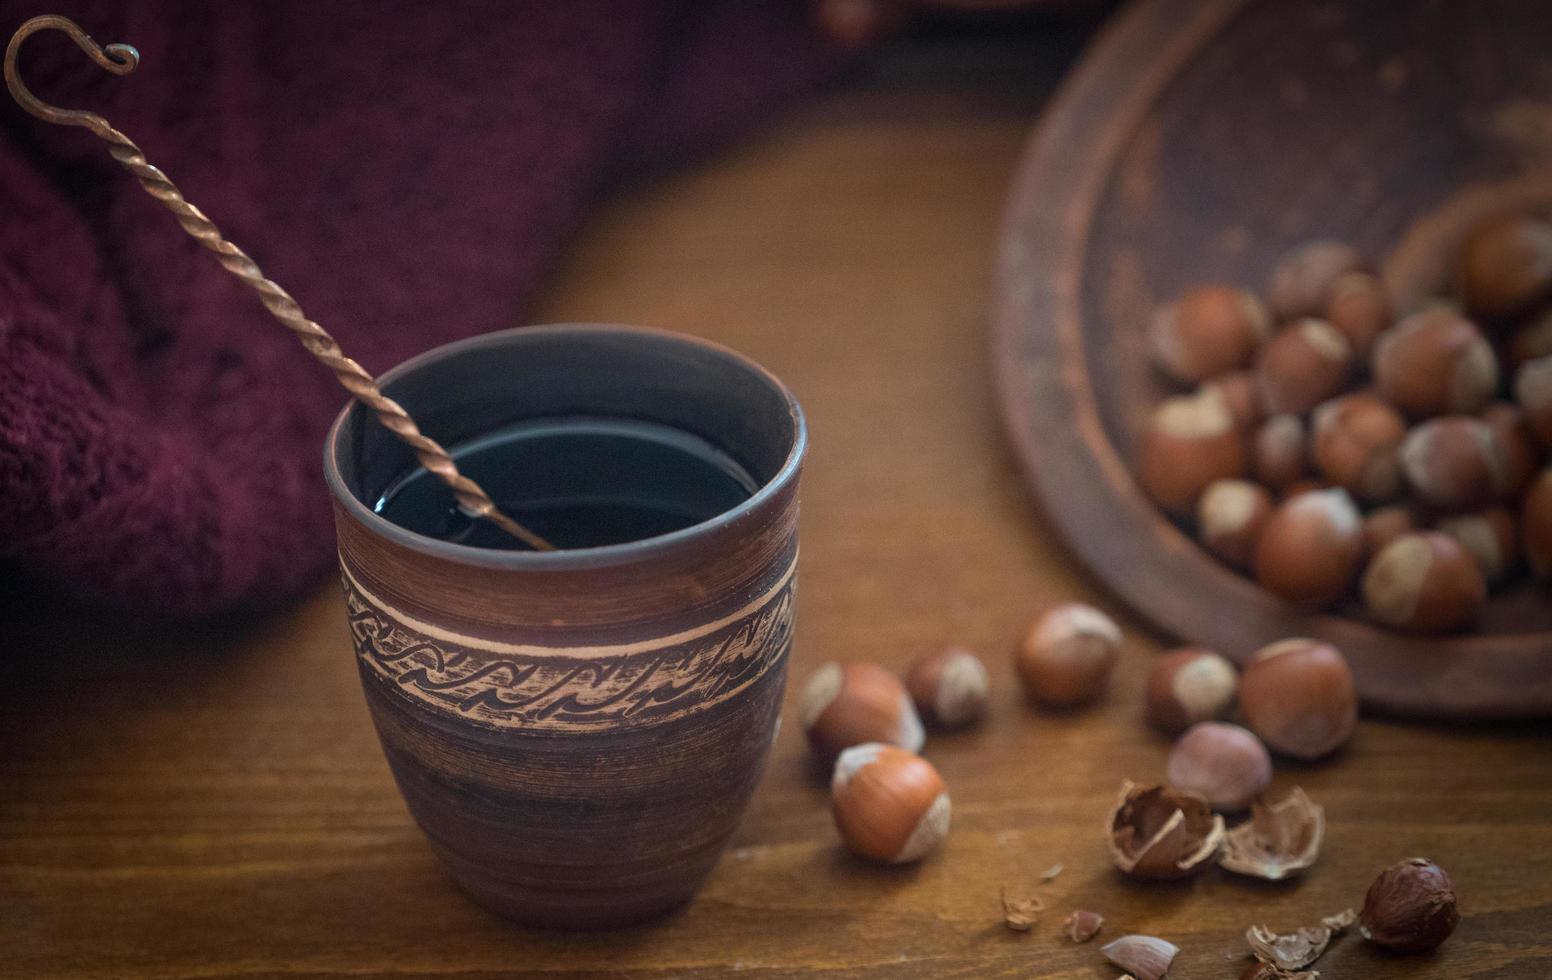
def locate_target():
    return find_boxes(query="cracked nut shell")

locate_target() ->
[1107,780,1225,881]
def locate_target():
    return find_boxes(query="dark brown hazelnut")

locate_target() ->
[1252,489,1363,605]
[1458,211,1552,321]
[1197,479,1273,570]
[1202,369,1263,430]
[1138,389,1248,515]
[1372,306,1498,418]
[1525,467,1552,578]
[1149,285,1271,383]
[904,647,989,729]
[1145,647,1238,734]
[1238,639,1357,759]
[1324,270,1392,356]
[1516,355,1552,446]
[1310,391,1407,502]
[1256,319,1355,415]
[1361,505,1416,561]
[1253,414,1309,491]
[1435,508,1520,586]
[1481,401,1543,496]
[1361,531,1487,633]
[1399,416,1511,511]
[1268,240,1366,321]
[1359,858,1460,953]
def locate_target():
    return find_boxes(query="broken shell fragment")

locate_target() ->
[1239,964,1317,980]
[1101,935,1179,980]
[1000,887,1044,932]
[1219,787,1326,880]
[1244,907,1354,974]
[1063,908,1104,943]
[1107,781,1226,881]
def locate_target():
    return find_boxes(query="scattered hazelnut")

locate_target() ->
[1508,307,1552,368]
[1219,787,1326,881]
[799,662,924,763]
[1372,306,1498,417]
[1145,647,1239,734]
[1515,355,1552,445]
[1360,505,1416,561]
[1149,285,1271,383]
[1017,603,1122,708]
[1101,935,1179,980]
[904,647,989,729]
[1359,858,1460,953]
[830,743,949,864]
[1252,489,1363,604]
[1268,240,1366,321]
[1323,270,1392,356]
[1481,401,1543,496]
[1310,391,1407,502]
[1458,211,1552,321]
[1435,508,1519,586]
[1253,414,1309,491]
[1138,388,1248,515]
[1361,531,1486,633]
[1202,369,1263,429]
[1063,909,1104,943]
[1524,468,1552,577]
[1399,416,1510,511]
[1255,319,1354,415]
[1238,639,1357,759]
[1106,781,1225,881]
[1197,479,1273,569]
[1166,722,1272,812]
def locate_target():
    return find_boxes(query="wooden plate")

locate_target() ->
[992,0,1552,718]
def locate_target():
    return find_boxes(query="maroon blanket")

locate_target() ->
[0,2,848,616]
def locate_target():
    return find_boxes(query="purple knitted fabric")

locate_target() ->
[0,1,848,616]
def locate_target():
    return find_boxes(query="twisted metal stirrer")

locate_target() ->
[4,15,555,551]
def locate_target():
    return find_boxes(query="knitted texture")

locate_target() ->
[0,1,847,616]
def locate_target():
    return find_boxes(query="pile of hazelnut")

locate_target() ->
[1138,215,1552,632]
[796,602,1458,974]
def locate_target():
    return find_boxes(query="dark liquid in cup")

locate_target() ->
[373,416,759,550]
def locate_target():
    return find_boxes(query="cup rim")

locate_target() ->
[322,323,807,571]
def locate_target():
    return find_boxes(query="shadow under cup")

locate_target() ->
[323,325,805,929]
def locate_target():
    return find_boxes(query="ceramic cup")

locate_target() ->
[323,324,805,928]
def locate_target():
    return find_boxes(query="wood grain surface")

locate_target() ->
[3,17,1550,979]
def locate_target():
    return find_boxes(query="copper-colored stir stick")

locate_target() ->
[4,15,555,551]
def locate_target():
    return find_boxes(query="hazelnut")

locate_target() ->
[1360,505,1416,561]
[1253,414,1309,491]
[1149,285,1271,382]
[1399,416,1510,511]
[1279,477,1329,499]
[1017,603,1122,707]
[1107,781,1225,881]
[1145,647,1239,734]
[1508,307,1552,368]
[799,662,924,763]
[1515,355,1552,445]
[1166,722,1272,812]
[1458,211,1552,321]
[830,743,950,864]
[1197,479,1273,569]
[1482,401,1543,496]
[1372,306,1498,417]
[1361,531,1486,633]
[1255,318,1354,415]
[1252,489,1363,604]
[1268,240,1366,321]
[1524,468,1552,577]
[1101,935,1179,980]
[1201,369,1263,429]
[904,647,989,729]
[1310,392,1407,501]
[1219,786,1326,881]
[1238,639,1357,759]
[1324,270,1392,356]
[1359,858,1460,953]
[1138,388,1248,515]
[1435,508,1520,586]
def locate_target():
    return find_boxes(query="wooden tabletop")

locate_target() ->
[4,20,1550,980]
